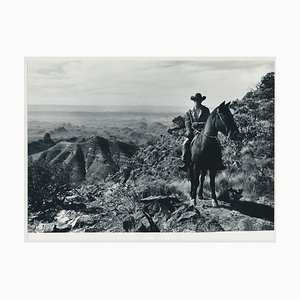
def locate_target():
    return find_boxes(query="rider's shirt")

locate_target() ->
[185,105,210,136]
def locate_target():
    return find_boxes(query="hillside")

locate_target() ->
[220,72,274,203]
[30,136,138,183]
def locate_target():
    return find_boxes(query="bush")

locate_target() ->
[139,179,188,200]
[28,158,71,212]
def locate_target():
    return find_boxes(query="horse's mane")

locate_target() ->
[203,107,218,132]
[209,107,218,119]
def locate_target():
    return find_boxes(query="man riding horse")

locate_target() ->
[181,92,226,172]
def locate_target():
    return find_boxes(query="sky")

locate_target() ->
[27,58,275,109]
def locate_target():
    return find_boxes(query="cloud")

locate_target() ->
[36,64,66,75]
[27,58,275,107]
[155,59,274,73]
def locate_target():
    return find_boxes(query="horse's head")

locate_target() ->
[215,101,239,139]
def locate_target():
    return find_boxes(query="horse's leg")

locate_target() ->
[189,165,195,200]
[198,169,207,200]
[192,165,200,206]
[209,170,218,207]
[190,165,199,205]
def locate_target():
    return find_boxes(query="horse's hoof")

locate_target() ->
[211,200,218,208]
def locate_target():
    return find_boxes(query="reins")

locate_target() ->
[189,109,218,140]
[191,125,218,139]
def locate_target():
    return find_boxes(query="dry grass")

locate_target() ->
[171,170,273,206]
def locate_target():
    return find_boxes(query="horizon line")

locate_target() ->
[28,104,189,107]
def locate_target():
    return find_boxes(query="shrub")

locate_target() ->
[28,158,71,212]
[138,179,189,202]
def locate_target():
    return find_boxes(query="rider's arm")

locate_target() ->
[185,111,193,138]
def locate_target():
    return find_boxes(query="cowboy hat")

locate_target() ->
[190,93,206,102]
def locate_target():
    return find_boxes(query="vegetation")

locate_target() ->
[28,158,72,212]
[220,72,274,202]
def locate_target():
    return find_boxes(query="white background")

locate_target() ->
[1,0,299,299]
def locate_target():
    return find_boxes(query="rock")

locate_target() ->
[140,196,179,203]
[54,223,72,232]
[56,210,77,223]
[237,218,255,231]
[237,217,273,231]
[65,195,80,201]
[64,202,86,211]
[63,195,87,210]
[86,200,103,212]
[171,206,186,218]
[54,210,79,231]
[77,215,95,226]
[116,205,127,214]
[205,220,225,232]
[35,223,55,233]
[178,211,197,222]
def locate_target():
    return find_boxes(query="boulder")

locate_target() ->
[54,210,79,232]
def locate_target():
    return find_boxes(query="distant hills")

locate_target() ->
[28,104,191,113]
[28,113,170,183]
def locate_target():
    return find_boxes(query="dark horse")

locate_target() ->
[189,101,239,207]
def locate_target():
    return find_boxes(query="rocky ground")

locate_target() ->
[28,180,274,233]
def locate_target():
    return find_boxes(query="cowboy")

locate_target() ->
[180,93,210,171]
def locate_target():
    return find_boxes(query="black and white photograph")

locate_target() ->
[26,57,275,239]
